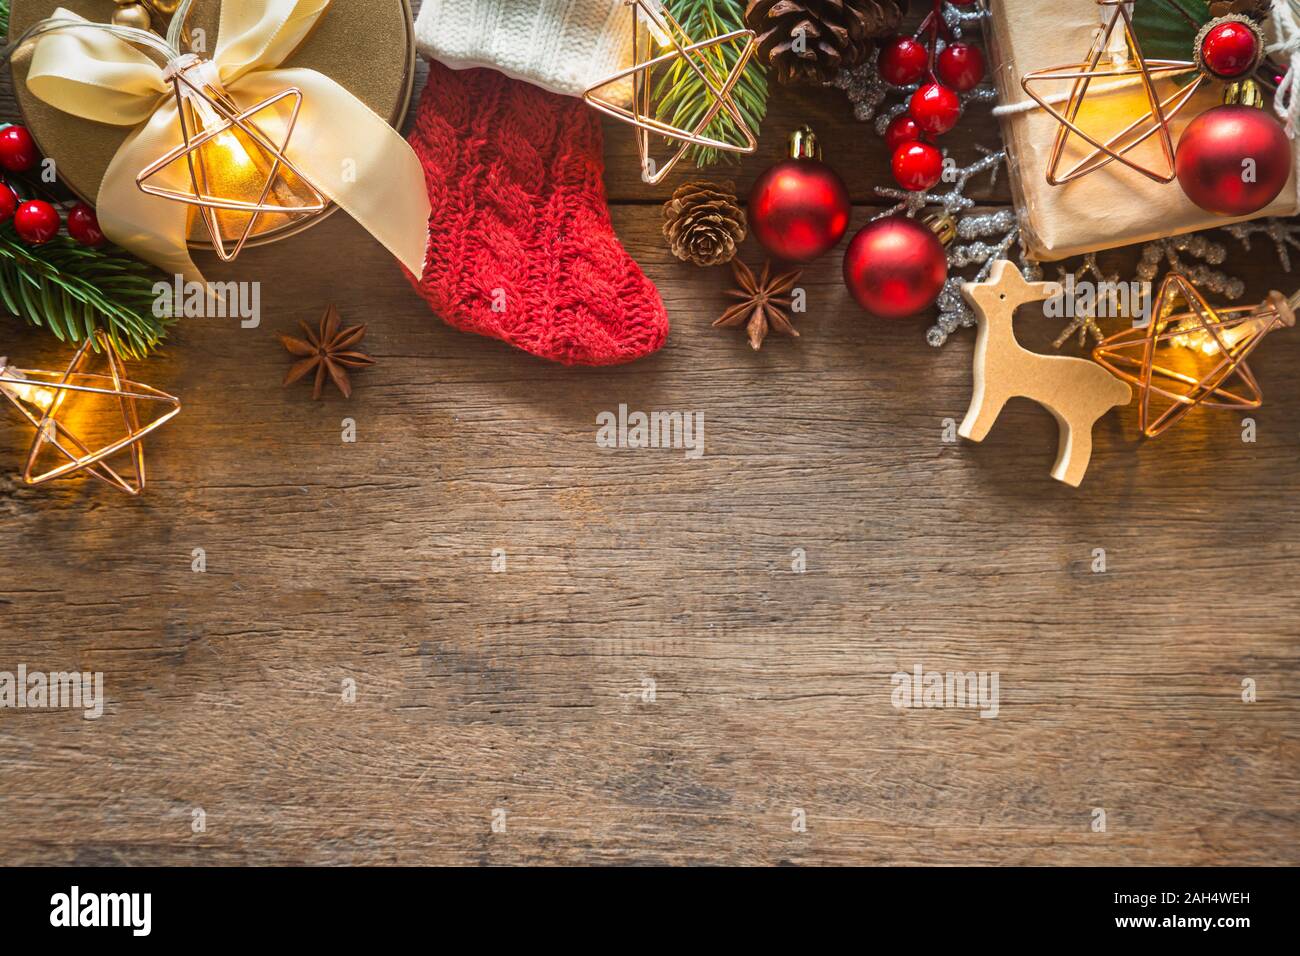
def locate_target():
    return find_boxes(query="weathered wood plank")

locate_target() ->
[1,0,1297,866]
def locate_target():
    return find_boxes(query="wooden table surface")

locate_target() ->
[1,4,1298,866]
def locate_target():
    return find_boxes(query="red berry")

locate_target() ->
[884,115,923,152]
[13,200,60,245]
[878,36,929,87]
[67,203,106,247]
[892,141,944,191]
[0,126,40,174]
[909,82,962,136]
[0,183,17,225]
[1199,20,1259,79]
[936,42,986,93]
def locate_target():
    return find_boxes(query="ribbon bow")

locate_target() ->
[23,0,430,283]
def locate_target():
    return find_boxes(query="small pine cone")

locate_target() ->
[663,181,747,268]
[746,0,907,86]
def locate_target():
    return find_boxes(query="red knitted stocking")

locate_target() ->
[404,61,669,366]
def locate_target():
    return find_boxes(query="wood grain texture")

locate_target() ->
[0,2,1297,866]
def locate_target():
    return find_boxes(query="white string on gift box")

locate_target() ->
[1269,0,1300,202]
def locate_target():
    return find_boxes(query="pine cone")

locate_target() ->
[746,0,907,86]
[663,181,747,268]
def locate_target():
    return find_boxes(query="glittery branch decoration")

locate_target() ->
[1050,255,1114,349]
[867,149,1044,348]
[1134,234,1243,301]
[1223,218,1300,272]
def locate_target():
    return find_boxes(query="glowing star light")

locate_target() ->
[0,332,181,496]
[1093,274,1295,438]
[137,54,327,262]
[1020,0,1202,185]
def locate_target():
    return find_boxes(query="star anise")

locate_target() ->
[714,258,803,350]
[278,305,375,399]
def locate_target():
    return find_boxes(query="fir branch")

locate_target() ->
[653,0,768,169]
[0,227,172,358]
[1,0,9,39]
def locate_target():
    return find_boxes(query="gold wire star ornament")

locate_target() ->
[0,332,181,496]
[583,0,758,186]
[1020,0,1202,185]
[137,54,327,262]
[1092,274,1296,437]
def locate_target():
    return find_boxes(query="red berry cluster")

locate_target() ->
[0,125,106,248]
[875,4,987,194]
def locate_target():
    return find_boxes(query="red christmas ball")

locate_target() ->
[884,114,923,152]
[0,183,17,224]
[936,42,986,92]
[0,126,39,173]
[843,215,947,319]
[67,203,106,247]
[909,82,962,136]
[892,141,944,191]
[878,35,929,87]
[1175,105,1291,216]
[13,200,60,244]
[750,153,851,263]
[1199,20,1259,79]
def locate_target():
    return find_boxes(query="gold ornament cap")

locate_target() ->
[925,213,957,247]
[789,126,823,161]
[1224,78,1265,108]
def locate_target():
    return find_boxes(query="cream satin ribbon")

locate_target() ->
[23,0,430,283]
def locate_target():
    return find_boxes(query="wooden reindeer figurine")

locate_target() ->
[959,260,1132,487]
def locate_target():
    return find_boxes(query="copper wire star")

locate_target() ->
[1092,274,1295,437]
[0,332,181,496]
[584,0,758,185]
[1021,0,1202,185]
[137,54,327,262]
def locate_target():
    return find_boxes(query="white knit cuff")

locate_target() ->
[416,0,635,99]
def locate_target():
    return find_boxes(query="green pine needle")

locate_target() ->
[653,0,768,170]
[0,228,172,359]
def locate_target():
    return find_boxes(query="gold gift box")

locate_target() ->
[8,0,414,248]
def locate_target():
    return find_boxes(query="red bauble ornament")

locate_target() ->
[878,35,929,87]
[750,127,851,263]
[67,203,106,247]
[1199,20,1259,80]
[1176,104,1291,216]
[0,126,39,173]
[936,42,985,92]
[909,82,962,136]
[0,183,17,225]
[892,141,943,191]
[884,114,922,152]
[843,215,947,319]
[13,200,60,244]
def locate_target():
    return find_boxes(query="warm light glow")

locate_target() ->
[1170,313,1273,356]
[0,371,56,411]
[191,94,254,170]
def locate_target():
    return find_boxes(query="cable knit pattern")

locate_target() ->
[416,0,634,99]
[405,60,669,366]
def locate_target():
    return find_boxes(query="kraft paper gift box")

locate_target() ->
[984,0,1298,261]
